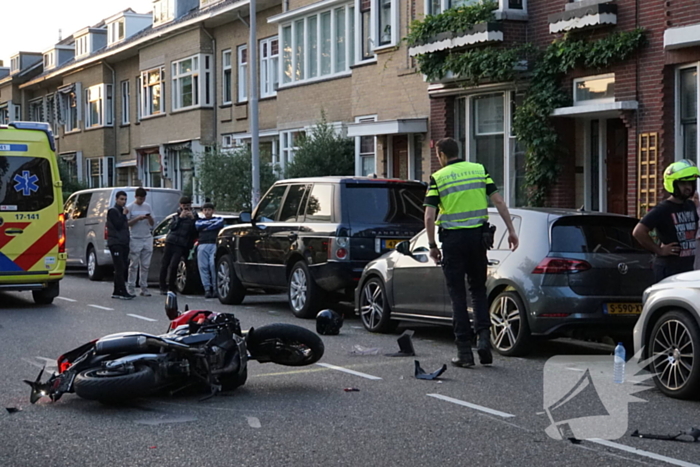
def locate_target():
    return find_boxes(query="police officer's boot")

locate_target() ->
[477,329,493,365]
[451,348,475,368]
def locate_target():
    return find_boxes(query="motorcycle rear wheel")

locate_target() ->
[73,365,157,402]
[247,324,324,366]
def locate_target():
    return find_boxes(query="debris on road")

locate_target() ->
[5,407,21,414]
[386,330,415,357]
[631,428,700,442]
[344,388,360,392]
[414,360,447,380]
[348,345,381,356]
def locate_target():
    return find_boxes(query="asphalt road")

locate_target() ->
[0,272,699,467]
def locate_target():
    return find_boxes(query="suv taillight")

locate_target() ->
[328,237,350,261]
[58,214,66,253]
[532,257,591,274]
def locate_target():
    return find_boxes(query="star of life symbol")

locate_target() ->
[13,171,39,196]
[543,350,654,440]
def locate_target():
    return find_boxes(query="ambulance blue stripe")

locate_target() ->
[0,252,24,272]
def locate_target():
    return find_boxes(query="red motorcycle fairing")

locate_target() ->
[168,309,216,331]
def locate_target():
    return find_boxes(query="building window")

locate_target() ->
[354,116,376,176]
[84,84,113,128]
[360,0,372,60]
[75,35,89,58]
[58,84,81,132]
[237,45,248,103]
[109,19,125,44]
[45,94,56,132]
[427,0,522,16]
[147,153,163,187]
[574,74,615,105]
[86,157,114,188]
[60,153,79,184]
[10,56,19,74]
[121,80,130,125]
[173,56,199,110]
[222,49,232,104]
[141,67,165,117]
[29,98,44,122]
[280,4,355,86]
[153,0,175,25]
[679,66,698,163]
[43,52,55,69]
[377,0,394,46]
[279,130,304,174]
[260,36,279,98]
[0,105,9,125]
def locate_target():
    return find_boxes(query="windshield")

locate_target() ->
[345,184,425,225]
[0,156,54,211]
[551,216,645,253]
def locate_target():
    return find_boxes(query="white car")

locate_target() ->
[633,270,700,399]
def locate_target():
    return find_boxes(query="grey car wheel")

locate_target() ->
[489,291,531,357]
[359,277,396,333]
[175,259,190,294]
[217,254,245,305]
[287,261,324,319]
[87,247,104,281]
[649,310,700,400]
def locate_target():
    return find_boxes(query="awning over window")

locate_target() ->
[551,101,638,119]
[116,159,137,168]
[346,118,428,137]
[664,23,700,50]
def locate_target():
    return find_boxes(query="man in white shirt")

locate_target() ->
[126,187,155,296]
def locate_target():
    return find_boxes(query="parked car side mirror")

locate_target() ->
[240,212,252,223]
[396,241,411,256]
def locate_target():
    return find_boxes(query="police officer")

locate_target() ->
[424,138,519,368]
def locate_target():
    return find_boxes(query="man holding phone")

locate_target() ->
[159,196,198,295]
[126,187,155,296]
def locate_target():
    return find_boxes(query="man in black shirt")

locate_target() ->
[106,190,134,299]
[633,160,699,282]
[159,196,198,294]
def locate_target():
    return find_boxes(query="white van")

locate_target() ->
[63,187,181,280]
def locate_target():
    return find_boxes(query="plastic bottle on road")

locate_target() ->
[613,343,626,384]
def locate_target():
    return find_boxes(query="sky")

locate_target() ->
[1,0,155,66]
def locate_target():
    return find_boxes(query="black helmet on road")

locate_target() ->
[316,309,343,335]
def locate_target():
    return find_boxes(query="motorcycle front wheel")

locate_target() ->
[247,324,324,367]
[73,365,157,402]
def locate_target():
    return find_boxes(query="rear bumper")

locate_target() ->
[0,278,62,292]
[309,261,366,292]
[529,288,642,336]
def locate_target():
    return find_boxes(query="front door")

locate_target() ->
[606,119,627,214]
[392,135,409,179]
[265,183,308,287]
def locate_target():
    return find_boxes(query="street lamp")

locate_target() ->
[249,0,260,207]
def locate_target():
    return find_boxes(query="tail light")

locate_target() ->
[57,357,71,374]
[57,214,66,254]
[532,257,591,274]
[104,226,108,240]
[328,237,350,261]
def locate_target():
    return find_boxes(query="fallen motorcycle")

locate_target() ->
[25,292,324,403]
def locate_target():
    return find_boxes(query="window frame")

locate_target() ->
[426,0,526,16]
[260,36,280,98]
[28,97,44,123]
[121,80,130,125]
[84,83,114,128]
[222,49,232,105]
[140,67,166,118]
[354,115,377,176]
[171,54,213,111]
[86,156,115,188]
[676,64,699,165]
[237,45,248,103]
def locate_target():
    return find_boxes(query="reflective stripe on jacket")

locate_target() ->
[426,161,492,229]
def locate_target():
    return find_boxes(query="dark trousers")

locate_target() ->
[109,244,129,296]
[440,228,489,352]
[160,243,188,292]
[652,257,694,283]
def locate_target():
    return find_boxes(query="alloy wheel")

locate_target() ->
[289,268,307,312]
[176,260,188,292]
[217,260,230,299]
[490,295,521,352]
[87,251,96,277]
[360,280,384,330]
[651,319,695,391]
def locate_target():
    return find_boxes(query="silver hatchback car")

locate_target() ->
[355,208,655,356]
[633,270,700,400]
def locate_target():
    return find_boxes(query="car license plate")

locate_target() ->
[605,303,643,315]
[383,239,405,249]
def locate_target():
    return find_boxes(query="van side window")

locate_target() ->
[279,184,308,222]
[73,193,92,219]
[64,195,76,218]
[305,184,333,222]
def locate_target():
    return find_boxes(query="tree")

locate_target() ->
[197,146,277,212]
[58,159,87,201]
[284,116,355,179]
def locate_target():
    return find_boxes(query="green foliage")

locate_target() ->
[197,146,277,212]
[406,1,497,47]
[284,116,355,179]
[409,25,646,205]
[58,159,87,201]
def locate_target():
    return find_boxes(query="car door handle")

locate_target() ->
[488,259,500,266]
[288,233,298,242]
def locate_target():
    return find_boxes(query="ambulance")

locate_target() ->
[0,122,66,304]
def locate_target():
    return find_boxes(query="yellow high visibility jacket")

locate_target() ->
[423,160,496,229]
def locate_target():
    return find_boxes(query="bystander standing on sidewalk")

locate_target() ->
[159,196,198,294]
[106,191,133,300]
[126,187,155,296]
[195,202,224,298]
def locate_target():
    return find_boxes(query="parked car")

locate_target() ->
[63,187,181,280]
[355,208,656,356]
[149,212,241,294]
[633,270,700,400]
[215,177,427,318]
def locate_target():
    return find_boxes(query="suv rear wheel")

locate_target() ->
[288,261,325,319]
[217,254,245,305]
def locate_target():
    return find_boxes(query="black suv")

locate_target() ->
[215,177,426,317]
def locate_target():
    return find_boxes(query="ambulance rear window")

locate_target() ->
[0,156,54,211]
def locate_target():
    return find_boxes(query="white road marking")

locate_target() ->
[588,439,699,467]
[34,357,56,365]
[56,296,76,302]
[127,313,157,322]
[315,363,382,380]
[88,304,113,311]
[22,358,46,369]
[427,394,515,418]
[246,416,261,428]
